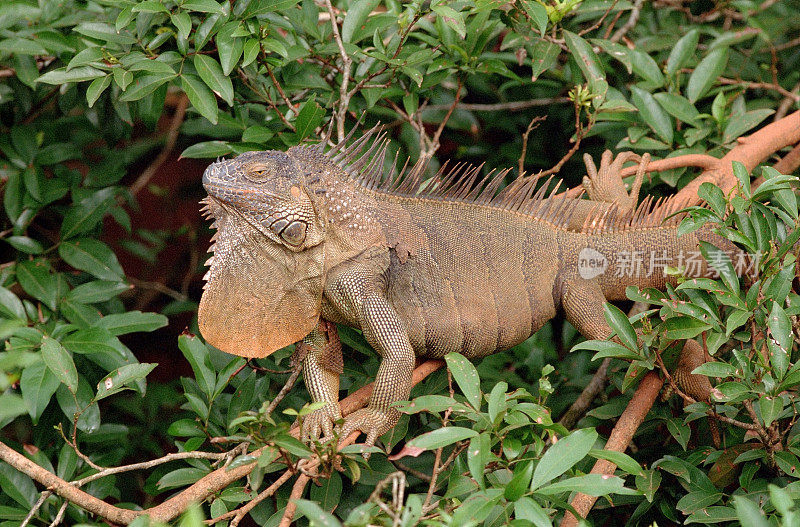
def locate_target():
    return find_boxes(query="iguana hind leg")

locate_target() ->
[562,278,713,401]
[297,319,343,442]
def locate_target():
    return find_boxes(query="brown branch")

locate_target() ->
[264,362,303,415]
[279,474,311,527]
[130,93,189,196]
[425,97,570,112]
[518,117,546,176]
[558,358,611,430]
[560,371,664,527]
[324,0,353,142]
[609,0,644,43]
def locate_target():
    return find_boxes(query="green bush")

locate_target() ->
[1,0,800,525]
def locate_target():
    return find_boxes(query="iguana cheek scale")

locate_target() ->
[198,128,736,445]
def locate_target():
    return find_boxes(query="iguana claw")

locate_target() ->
[339,407,397,450]
[300,402,341,443]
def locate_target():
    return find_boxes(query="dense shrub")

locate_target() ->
[1,0,800,525]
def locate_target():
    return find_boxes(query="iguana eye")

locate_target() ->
[280,221,307,246]
[246,165,273,182]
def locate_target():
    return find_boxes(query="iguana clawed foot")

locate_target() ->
[582,150,649,212]
[339,407,398,449]
[300,401,342,443]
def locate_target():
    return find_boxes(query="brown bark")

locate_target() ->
[560,372,664,527]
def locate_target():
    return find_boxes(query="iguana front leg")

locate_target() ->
[296,319,343,442]
[339,294,415,445]
[325,268,415,446]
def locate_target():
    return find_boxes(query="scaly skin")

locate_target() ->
[199,139,733,445]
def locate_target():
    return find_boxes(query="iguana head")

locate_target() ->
[198,150,327,358]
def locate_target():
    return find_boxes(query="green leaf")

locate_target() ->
[589,449,644,476]
[635,469,661,502]
[37,66,107,85]
[95,363,157,401]
[514,497,551,527]
[74,22,137,44]
[119,73,176,102]
[536,474,624,496]
[0,37,48,56]
[59,238,125,280]
[193,54,234,105]
[691,361,736,378]
[666,29,699,78]
[61,187,117,239]
[529,39,560,81]
[699,241,738,296]
[445,352,481,410]
[157,467,209,490]
[0,286,26,320]
[520,1,548,36]
[66,281,129,304]
[662,317,712,339]
[178,334,216,397]
[686,47,729,103]
[41,336,78,394]
[181,141,232,159]
[181,74,219,125]
[6,236,43,254]
[759,396,783,427]
[0,462,36,508]
[295,97,325,140]
[407,426,478,450]
[572,339,641,361]
[242,0,301,16]
[293,499,341,527]
[631,86,673,144]
[20,359,60,422]
[630,49,665,86]
[732,496,769,527]
[504,460,534,501]
[181,0,224,14]
[342,0,380,42]
[653,92,699,125]
[16,260,57,311]
[603,303,638,350]
[723,109,774,143]
[531,428,598,490]
[216,22,244,76]
[61,328,123,355]
[309,472,342,513]
[432,5,466,39]
[133,0,168,13]
[86,75,112,107]
[666,417,690,450]
[96,311,168,335]
[563,30,607,101]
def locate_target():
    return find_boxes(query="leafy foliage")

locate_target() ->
[1,0,800,525]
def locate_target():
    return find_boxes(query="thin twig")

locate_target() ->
[425,97,569,112]
[518,116,546,176]
[264,363,303,415]
[610,0,644,43]
[129,94,189,196]
[47,500,69,527]
[21,491,51,527]
[324,0,353,142]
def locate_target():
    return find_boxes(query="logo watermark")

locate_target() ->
[577,247,759,279]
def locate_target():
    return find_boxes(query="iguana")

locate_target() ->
[198,127,733,445]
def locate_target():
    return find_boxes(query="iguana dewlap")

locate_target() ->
[198,129,732,444]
